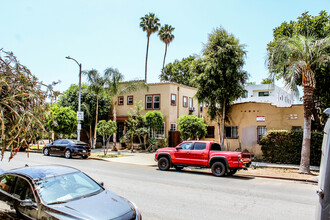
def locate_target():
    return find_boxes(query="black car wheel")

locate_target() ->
[82,155,88,159]
[43,148,49,156]
[64,150,72,159]
[158,157,170,171]
[211,162,226,177]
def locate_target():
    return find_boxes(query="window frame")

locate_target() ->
[145,94,161,110]
[170,123,177,131]
[225,126,238,139]
[189,97,193,109]
[127,96,133,105]
[183,96,188,107]
[192,142,207,151]
[258,91,270,97]
[257,126,267,143]
[171,93,176,106]
[118,96,124,105]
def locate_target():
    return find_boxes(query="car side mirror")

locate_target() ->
[175,146,182,151]
[20,199,36,208]
[99,182,104,187]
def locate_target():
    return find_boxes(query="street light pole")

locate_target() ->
[66,56,82,141]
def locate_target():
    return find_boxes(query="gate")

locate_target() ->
[168,131,182,147]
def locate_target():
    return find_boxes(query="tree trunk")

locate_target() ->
[93,95,99,149]
[217,116,221,146]
[145,36,150,83]
[162,44,168,72]
[112,103,118,151]
[299,86,314,174]
[221,99,226,149]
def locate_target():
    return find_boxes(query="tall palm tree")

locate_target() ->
[267,35,330,174]
[83,69,106,148]
[158,24,175,71]
[104,67,147,150]
[139,12,160,83]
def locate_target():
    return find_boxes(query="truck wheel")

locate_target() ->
[211,162,226,177]
[227,168,238,176]
[158,157,170,171]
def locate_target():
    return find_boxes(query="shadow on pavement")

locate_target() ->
[160,168,255,180]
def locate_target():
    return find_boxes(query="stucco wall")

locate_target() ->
[203,102,304,156]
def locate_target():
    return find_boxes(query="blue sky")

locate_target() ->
[1,0,329,92]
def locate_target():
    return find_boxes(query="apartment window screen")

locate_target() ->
[257,126,267,143]
[225,126,238,138]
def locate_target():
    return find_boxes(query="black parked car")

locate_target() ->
[43,139,90,159]
[0,165,142,220]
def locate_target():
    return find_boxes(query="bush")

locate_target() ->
[260,130,323,166]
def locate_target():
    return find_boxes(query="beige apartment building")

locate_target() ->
[203,102,304,156]
[112,82,200,142]
[113,82,304,156]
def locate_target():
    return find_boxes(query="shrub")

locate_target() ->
[260,130,323,166]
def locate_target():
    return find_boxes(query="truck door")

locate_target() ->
[174,142,194,164]
[190,142,208,166]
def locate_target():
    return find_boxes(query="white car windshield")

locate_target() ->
[34,171,102,204]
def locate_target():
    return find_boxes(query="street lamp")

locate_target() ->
[66,56,82,141]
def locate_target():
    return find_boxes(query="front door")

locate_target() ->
[174,142,194,164]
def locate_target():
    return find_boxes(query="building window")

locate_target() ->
[170,123,176,131]
[183,96,188,107]
[153,95,160,109]
[171,94,176,106]
[200,103,203,112]
[146,94,160,110]
[257,126,267,143]
[189,98,193,109]
[206,126,215,138]
[127,96,133,105]
[149,122,165,139]
[258,91,269,97]
[118,96,124,105]
[292,126,302,131]
[225,126,238,138]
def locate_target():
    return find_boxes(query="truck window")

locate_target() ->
[179,142,193,150]
[211,143,221,151]
[193,143,206,150]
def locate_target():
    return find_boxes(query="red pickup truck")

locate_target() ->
[155,141,251,177]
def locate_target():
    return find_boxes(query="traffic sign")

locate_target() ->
[77,111,84,121]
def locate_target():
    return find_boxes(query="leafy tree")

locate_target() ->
[104,67,147,150]
[58,84,110,146]
[261,78,274,84]
[267,35,330,174]
[144,111,164,138]
[96,120,117,155]
[46,104,77,137]
[128,101,148,149]
[83,69,106,148]
[0,49,57,160]
[194,27,248,147]
[160,55,197,87]
[267,11,330,130]
[177,115,207,140]
[158,24,175,71]
[140,12,161,82]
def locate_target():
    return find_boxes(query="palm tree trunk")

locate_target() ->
[299,86,314,174]
[217,116,221,146]
[221,99,226,149]
[93,95,99,149]
[145,36,150,83]
[162,44,168,72]
[112,104,117,151]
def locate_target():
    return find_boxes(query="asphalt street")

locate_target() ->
[0,152,318,220]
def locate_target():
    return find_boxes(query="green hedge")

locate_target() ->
[260,130,323,166]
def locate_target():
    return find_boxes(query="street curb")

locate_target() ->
[236,174,318,183]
